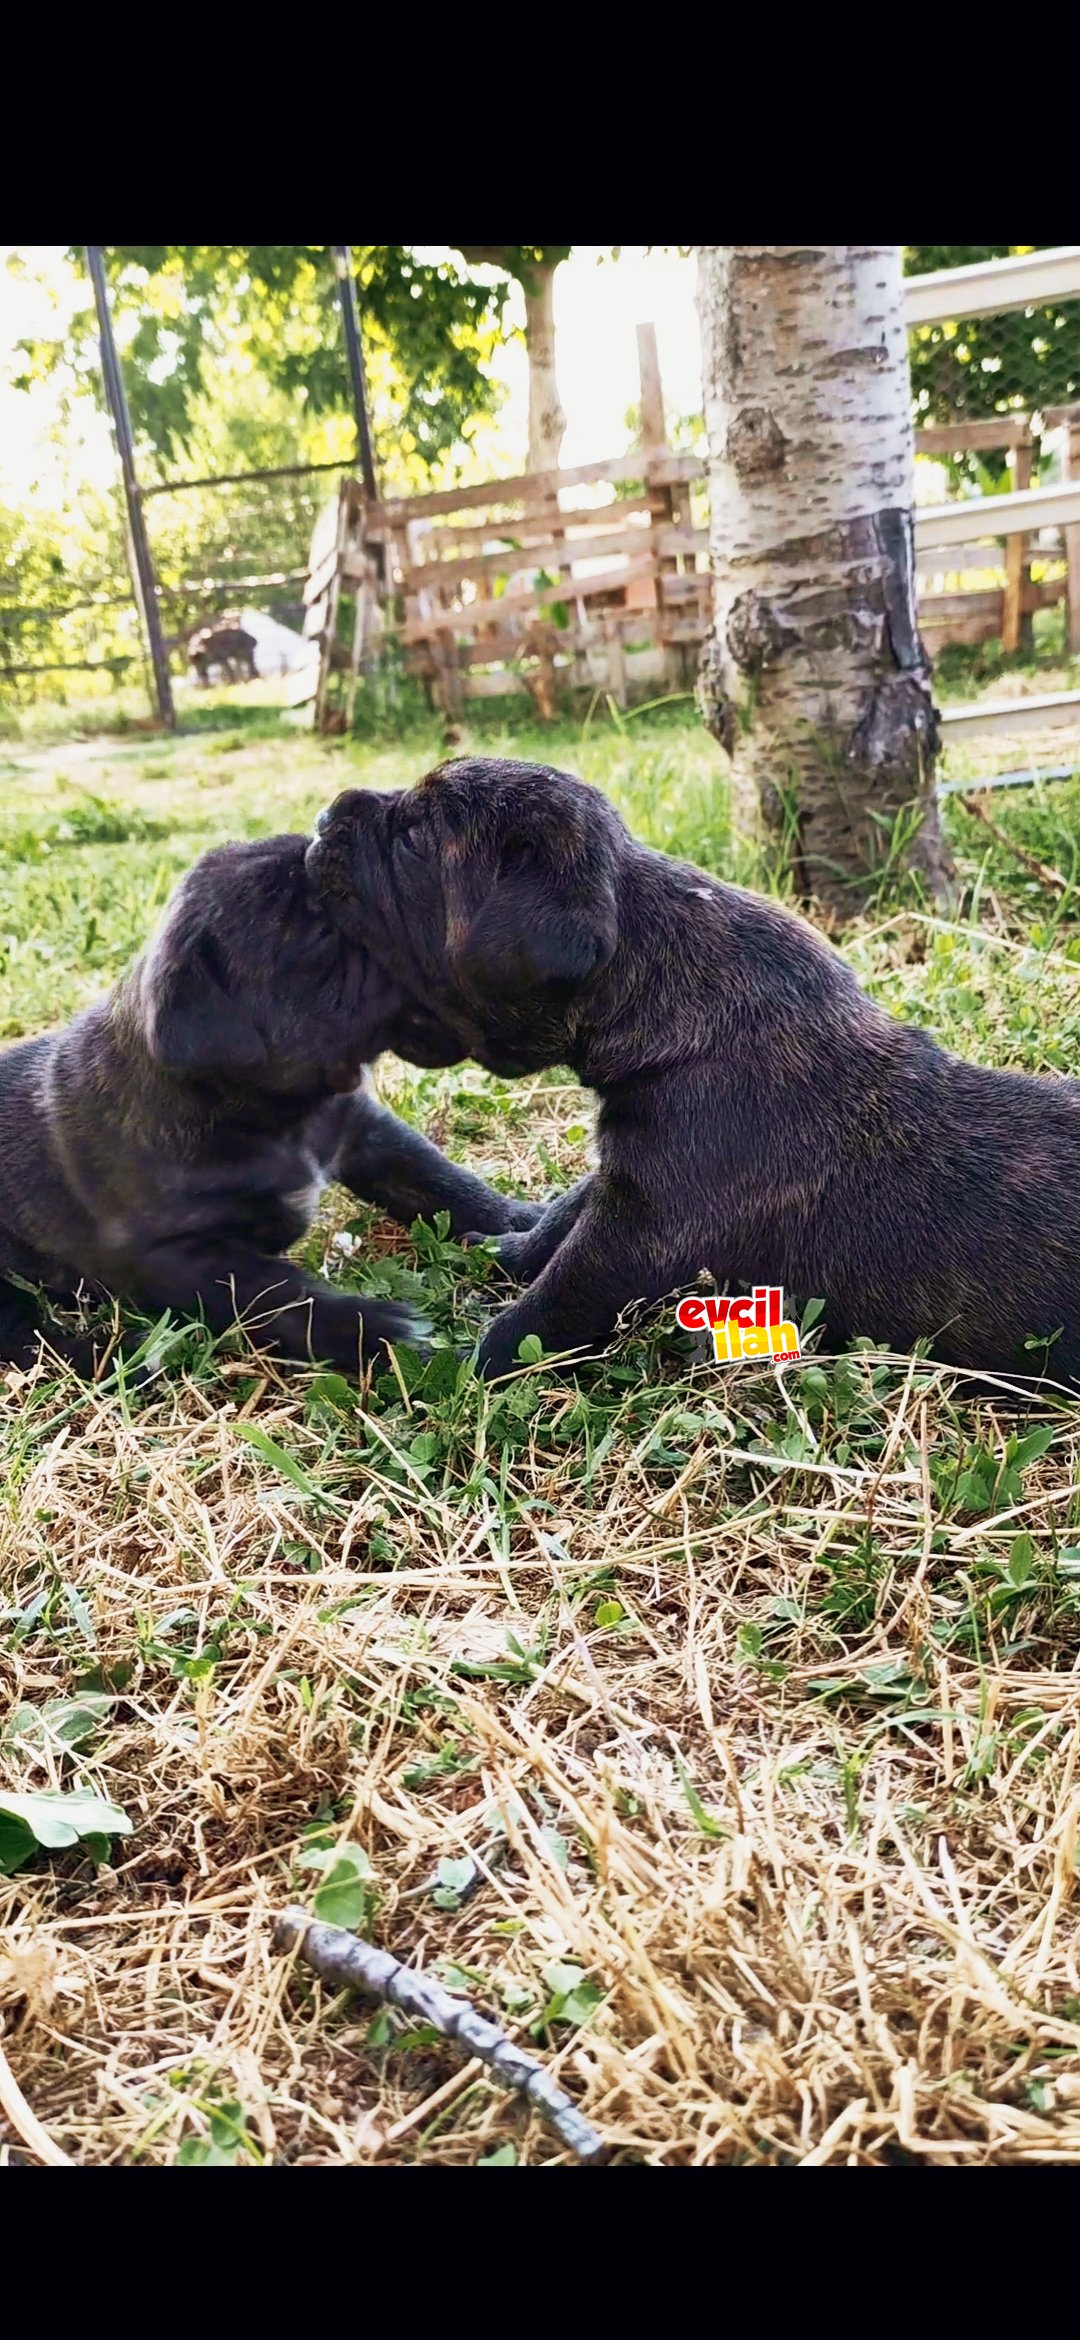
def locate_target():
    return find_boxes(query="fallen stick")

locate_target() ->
[957,793,1072,896]
[272,1906,605,2162]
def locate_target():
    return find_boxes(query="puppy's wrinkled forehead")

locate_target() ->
[415,756,616,850]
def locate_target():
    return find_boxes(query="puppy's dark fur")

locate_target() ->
[0,833,539,1377]
[308,758,1080,1385]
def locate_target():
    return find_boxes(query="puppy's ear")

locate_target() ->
[453,834,617,1005]
[140,927,267,1078]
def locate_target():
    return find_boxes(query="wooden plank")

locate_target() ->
[1043,403,1080,431]
[917,581,1063,629]
[918,590,1005,624]
[1024,577,1067,609]
[637,321,683,691]
[916,542,1008,577]
[398,519,706,594]
[282,656,319,707]
[659,570,709,605]
[905,247,1080,328]
[624,646,668,684]
[1002,437,1033,653]
[916,419,1031,457]
[399,555,661,638]
[939,689,1080,739]
[920,607,1004,648]
[457,642,671,701]
[637,323,667,448]
[914,418,1032,456]
[915,480,1080,551]
[304,544,341,605]
[408,496,656,562]
[604,614,627,708]
[1066,417,1080,658]
[657,616,709,644]
[367,449,704,527]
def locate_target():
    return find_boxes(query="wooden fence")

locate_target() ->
[300,271,1080,726]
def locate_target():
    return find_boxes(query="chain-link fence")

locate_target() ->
[0,579,142,700]
[0,462,357,714]
[142,461,351,671]
[905,246,1080,488]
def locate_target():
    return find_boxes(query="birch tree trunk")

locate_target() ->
[696,245,952,918]
[522,260,567,472]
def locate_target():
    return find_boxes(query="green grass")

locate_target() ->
[3,700,1080,2168]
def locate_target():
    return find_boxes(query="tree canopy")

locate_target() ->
[12,246,518,478]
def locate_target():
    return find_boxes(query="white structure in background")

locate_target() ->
[238,606,318,682]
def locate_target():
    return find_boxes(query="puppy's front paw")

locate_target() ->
[476,1314,540,1382]
[504,1197,547,1232]
[462,1228,532,1281]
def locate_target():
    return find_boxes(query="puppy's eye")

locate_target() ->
[396,828,428,862]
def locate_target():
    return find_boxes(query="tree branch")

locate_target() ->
[272,1906,606,2162]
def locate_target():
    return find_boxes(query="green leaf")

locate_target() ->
[177,2136,236,2166]
[478,2143,518,2165]
[0,1812,36,1872]
[594,1599,624,1629]
[436,1962,484,1994]
[542,1959,588,1998]
[307,1372,355,1415]
[431,1855,477,1911]
[539,1960,603,2029]
[1012,1427,1056,1470]
[800,1298,826,1335]
[954,1471,993,1516]
[674,1757,726,1841]
[233,1423,339,1506]
[516,1334,545,1365]
[540,1827,570,1870]
[0,1786,133,1874]
[63,1584,97,1646]
[297,1842,375,1930]
[2,1692,112,1755]
[1006,1534,1035,1588]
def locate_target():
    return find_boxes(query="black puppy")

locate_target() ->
[308,757,1080,1385]
[0,832,539,1378]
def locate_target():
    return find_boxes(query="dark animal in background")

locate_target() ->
[0,835,540,1379]
[189,626,259,686]
[308,757,1080,1385]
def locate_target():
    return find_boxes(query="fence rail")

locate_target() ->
[5,250,1080,744]
[904,246,1080,328]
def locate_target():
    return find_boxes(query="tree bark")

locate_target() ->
[455,248,567,473]
[696,245,953,919]
[522,261,566,473]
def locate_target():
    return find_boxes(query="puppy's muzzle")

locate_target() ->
[306,813,349,893]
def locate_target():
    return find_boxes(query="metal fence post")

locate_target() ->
[85,246,176,729]
[332,246,378,503]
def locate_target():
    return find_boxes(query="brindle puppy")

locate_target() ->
[307,757,1080,1386]
[0,832,539,1378]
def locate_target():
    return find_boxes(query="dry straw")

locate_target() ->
[2,1226,1080,2165]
